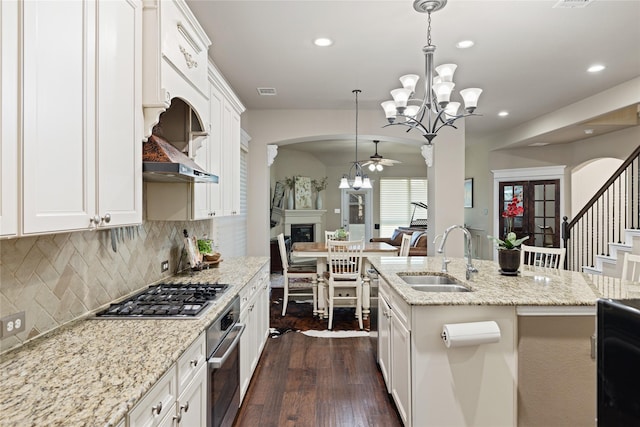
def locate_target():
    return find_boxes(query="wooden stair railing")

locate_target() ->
[562,144,640,272]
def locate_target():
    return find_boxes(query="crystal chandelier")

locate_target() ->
[380,0,482,166]
[339,89,372,190]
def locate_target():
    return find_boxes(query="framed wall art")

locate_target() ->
[464,178,473,208]
[294,176,312,209]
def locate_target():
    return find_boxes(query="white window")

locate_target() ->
[379,178,428,236]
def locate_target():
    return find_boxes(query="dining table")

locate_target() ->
[291,240,399,318]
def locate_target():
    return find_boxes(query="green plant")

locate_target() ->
[488,232,528,250]
[197,239,213,254]
[311,177,328,192]
[284,176,296,189]
[334,228,348,240]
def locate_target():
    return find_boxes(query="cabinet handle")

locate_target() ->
[103,213,111,224]
[173,402,189,424]
[190,359,198,368]
[89,215,101,229]
[151,401,162,416]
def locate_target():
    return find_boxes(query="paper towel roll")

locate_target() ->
[441,321,501,348]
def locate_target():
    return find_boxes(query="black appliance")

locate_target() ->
[96,283,229,319]
[597,298,640,426]
[206,296,244,427]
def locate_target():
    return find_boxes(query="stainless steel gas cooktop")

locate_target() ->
[96,282,229,319]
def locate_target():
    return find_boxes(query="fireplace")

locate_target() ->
[291,224,314,244]
[283,209,326,243]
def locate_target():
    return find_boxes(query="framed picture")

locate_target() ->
[270,181,285,227]
[294,176,312,209]
[464,178,473,208]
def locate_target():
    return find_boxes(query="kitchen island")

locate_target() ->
[0,257,268,427]
[369,256,636,427]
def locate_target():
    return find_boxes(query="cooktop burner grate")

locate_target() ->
[97,283,229,318]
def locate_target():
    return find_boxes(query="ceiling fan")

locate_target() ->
[359,140,402,172]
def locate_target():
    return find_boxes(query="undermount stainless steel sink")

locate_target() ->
[398,274,471,292]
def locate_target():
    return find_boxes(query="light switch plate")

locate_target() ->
[334,208,340,214]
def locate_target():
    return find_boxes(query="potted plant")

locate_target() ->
[488,197,529,274]
[311,177,328,209]
[334,228,348,240]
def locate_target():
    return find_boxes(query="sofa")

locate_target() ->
[370,228,428,256]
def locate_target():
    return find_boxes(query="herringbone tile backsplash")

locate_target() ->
[0,220,210,354]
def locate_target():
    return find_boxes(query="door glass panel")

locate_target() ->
[545,184,556,200]
[535,185,545,199]
[342,190,371,241]
[545,201,555,215]
[535,201,545,216]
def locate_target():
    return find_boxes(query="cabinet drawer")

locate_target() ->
[176,332,206,395]
[128,366,177,427]
[161,0,208,93]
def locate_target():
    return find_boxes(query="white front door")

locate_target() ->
[341,188,373,242]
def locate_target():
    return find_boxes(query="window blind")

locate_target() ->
[379,178,428,236]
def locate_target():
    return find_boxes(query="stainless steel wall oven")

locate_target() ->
[207,296,244,427]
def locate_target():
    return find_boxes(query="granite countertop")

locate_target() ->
[368,256,634,307]
[0,256,269,427]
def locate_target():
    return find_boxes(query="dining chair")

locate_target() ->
[621,252,640,284]
[325,239,365,330]
[277,233,317,316]
[520,244,566,269]
[399,233,412,256]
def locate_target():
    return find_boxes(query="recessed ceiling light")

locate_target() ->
[498,111,509,117]
[584,128,594,135]
[529,142,550,147]
[314,37,333,47]
[587,64,605,73]
[456,40,474,49]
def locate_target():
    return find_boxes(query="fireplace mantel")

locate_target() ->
[283,209,326,242]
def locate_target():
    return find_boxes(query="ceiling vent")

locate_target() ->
[257,87,277,96]
[553,0,595,9]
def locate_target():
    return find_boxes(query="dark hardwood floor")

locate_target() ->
[234,332,403,427]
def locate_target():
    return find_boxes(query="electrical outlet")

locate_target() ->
[161,260,169,272]
[0,311,26,338]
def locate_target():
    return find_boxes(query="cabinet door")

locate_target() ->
[221,100,240,216]
[391,315,411,426]
[22,0,96,233]
[96,0,142,226]
[176,365,207,427]
[0,0,18,237]
[239,304,252,400]
[378,292,392,392]
[208,82,224,217]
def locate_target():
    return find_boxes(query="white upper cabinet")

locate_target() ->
[22,0,96,234]
[0,0,19,238]
[142,0,210,139]
[97,0,143,227]
[21,0,142,235]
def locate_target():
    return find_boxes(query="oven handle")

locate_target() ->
[208,323,245,369]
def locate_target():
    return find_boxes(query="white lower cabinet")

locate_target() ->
[239,265,270,401]
[175,363,207,426]
[129,332,206,427]
[378,278,411,426]
[128,366,177,427]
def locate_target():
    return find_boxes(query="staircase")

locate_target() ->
[582,229,640,276]
[563,145,640,277]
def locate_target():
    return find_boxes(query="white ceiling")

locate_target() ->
[186,0,640,166]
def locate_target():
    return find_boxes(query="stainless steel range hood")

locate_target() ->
[143,134,218,183]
